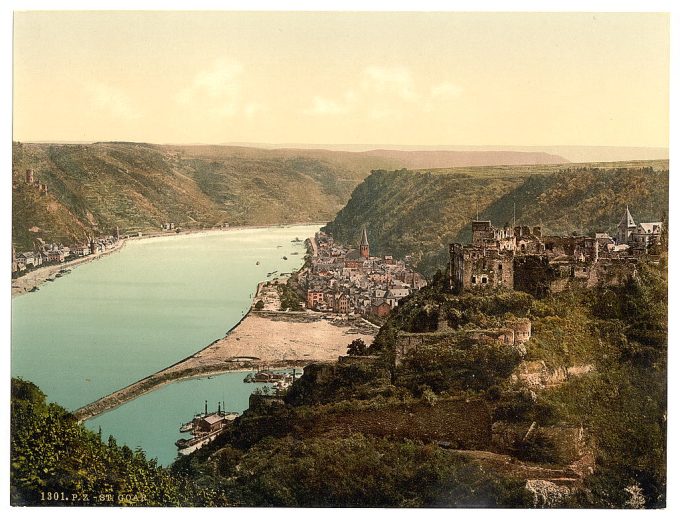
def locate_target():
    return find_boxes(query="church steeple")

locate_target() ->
[359,227,370,259]
[618,205,636,244]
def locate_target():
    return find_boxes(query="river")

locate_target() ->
[11,224,320,466]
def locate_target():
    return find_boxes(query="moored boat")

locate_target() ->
[175,402,240,455]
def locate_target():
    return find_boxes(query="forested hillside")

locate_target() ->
[323,161,668,274]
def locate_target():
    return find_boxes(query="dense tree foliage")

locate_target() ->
[277,282,303,311]
[232,434,531,507]
[10,378,219,506]
[11,141,400,250]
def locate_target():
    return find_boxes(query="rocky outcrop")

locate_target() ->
[526,479,571,508]
[513,361,594,389]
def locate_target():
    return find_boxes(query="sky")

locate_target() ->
[12,11,670,147]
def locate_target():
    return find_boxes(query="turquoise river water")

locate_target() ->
[11,224,320,466]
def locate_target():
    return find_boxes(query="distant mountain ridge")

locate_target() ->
[222,142,668,163]
[357,149,568,169]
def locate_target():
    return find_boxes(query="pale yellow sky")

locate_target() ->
[13,11,669,147]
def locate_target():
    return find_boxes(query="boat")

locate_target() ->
[175,403,240,456]
[29,286,39,292]
[179,422,194,433]
[55,273,63,278]
[256,261,260,265]
[282,256,288,260]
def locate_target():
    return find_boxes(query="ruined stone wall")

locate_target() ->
[509,318,531,344]
[501,254,514,289]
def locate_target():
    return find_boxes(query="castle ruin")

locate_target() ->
[449,207,663,297]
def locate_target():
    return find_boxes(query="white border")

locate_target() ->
[2,2,677,520]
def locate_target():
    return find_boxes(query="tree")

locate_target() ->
[347,338,369,356]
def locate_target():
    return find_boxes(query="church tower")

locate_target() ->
[617,206,636,245]
[359,227,370,259]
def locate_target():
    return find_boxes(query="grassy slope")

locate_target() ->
[323,160,668,274]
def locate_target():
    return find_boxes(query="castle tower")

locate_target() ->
[617,206,636,245]
[25,169,34,184]
[359,227,370,259]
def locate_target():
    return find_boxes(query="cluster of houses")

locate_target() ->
[449,206,664,297]
[12,231,121,276]
[301,229,427,318]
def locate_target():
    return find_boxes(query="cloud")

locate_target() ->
[304,96,350,116]
[304,66,462,120]
[431,82,463,99]
[361,65,418,101]
[369,107,401,120]
[177,59,244,117]
[244,102,267,118]
[87,82,139,120]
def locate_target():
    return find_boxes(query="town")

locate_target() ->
[301,228,427,318]
[12,231,122,277]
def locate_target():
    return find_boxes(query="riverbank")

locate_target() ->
[73,275,378,422]
[11,222,325,298]
[11,239,127,297]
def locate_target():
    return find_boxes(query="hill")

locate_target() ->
[322,160,668,275]
[11,142,572,251]
[11,142,400,250]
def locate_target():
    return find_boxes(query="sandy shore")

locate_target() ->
[72,275,378,422]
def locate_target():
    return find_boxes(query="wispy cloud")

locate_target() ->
[304,95,351,116]
[431,82,463,99]
[304,65,462,120]
[86,82,140,120]
[244,102,267,118]
[361,65,418,101]
[177,59,244,117]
